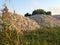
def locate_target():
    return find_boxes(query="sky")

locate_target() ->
[0,0,60,15]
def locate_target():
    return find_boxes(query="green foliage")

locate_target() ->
[24,9,52,16]
[32,9,46,15]
[46,11,52,15]
[21,27,60,45]
[25,13,32,17]
[0,27,60,45]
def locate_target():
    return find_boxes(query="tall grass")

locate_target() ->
[0,27,60,45]
[21,27,60,45]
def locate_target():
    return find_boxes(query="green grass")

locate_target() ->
[21,27,60,45]
[0,27,60,45]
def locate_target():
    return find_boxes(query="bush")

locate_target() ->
[32,9,46,15]
[24,9,52,16]
[25,13,32,17]
[46,11,52,15]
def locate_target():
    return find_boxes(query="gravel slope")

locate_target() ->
[29,14,60,27]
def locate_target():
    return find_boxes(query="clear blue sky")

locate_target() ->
[0,0,60,15]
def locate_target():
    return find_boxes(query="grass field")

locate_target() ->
[0,27,60,45]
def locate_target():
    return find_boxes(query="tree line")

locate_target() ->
[25,9,52,17]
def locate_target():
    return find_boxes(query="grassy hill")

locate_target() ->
[0,13,60,45]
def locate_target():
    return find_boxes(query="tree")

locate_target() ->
[25,13,31,17]
[32,9,46,15]
[46,11,52,15]
[24,9,52,17]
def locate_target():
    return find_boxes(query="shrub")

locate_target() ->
[32,9,46,15]
[25,13,32,17]
[46,11,52,15]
